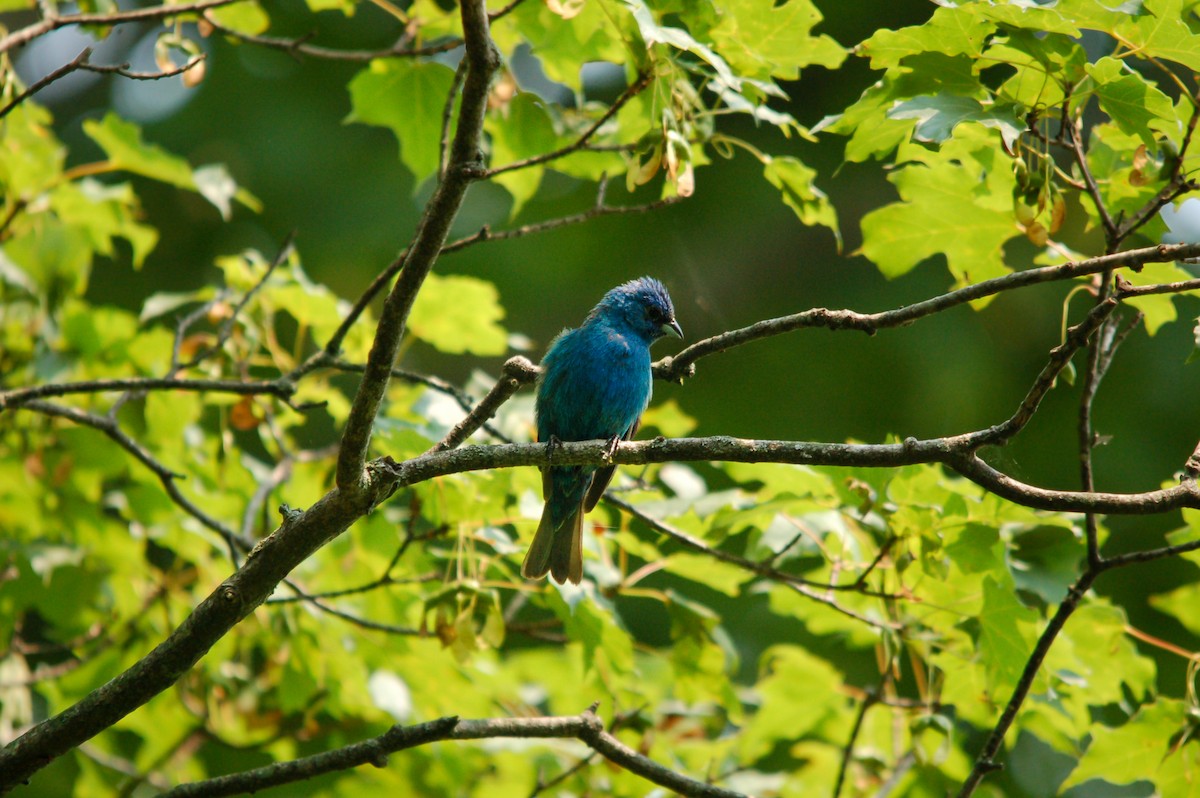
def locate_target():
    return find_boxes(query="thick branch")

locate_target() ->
[335,0,498,490]
[379,437,1200,516]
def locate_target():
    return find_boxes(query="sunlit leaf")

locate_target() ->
[408,274,508,355]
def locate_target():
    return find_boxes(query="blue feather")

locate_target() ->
[522,277,682,584]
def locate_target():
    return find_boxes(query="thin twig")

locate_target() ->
[832,677,887,798]
[485,70,653,178]
[0,48,205,119]
[0,0,243,54]
[334,0,500,490]
[955,570,1098,797]
[12,400,250,557]
[179,233,296,370]
[1063,101,1118,246]
[0,376,293,409]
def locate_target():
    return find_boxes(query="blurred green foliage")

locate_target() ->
[4,0,1200,795]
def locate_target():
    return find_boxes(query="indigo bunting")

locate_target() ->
[522,277,682,584]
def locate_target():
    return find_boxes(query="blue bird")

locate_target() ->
[522,277,682,584]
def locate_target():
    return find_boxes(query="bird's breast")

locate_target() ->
[535,326,652,442]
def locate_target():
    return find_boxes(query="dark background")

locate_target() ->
[21,0,1200,707]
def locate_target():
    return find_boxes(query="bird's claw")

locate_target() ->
[545,435,562,464]
[601,435,621,464]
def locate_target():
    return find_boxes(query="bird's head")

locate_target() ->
[590,277,683,344]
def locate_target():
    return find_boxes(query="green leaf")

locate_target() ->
[83,113,257,218]
[487,93,559,218]
[1157,741,1200,798]
[977,575,1037,691]
[740,645,845,761]
[407,274,508,355]
[1055,601,1156,704]
[708,0,845,81]
[976,3,1080,36]
[208,0,270,34]
[859,147,1017,285]
[1086,56,1177,147]
[663,553,752,597]
[762,156,840,243]
[859,6,994,70]
[0,103,64,195]
[1150,579,1200,636]
[346,60,457,189]
[984,31,1088,110]
[1117,0,1200,72]
[1060,700,1186,790]
[888,96,1023,150]
[1121,261,1194,335]
[624,0,740,88]
[84,113,197,189]
[49,179,159,269]
[639,398,697,437]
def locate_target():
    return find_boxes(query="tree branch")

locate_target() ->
[0,377,293,409]
[0,48,205,119]
[484,70,653,178]
[335,0,499,490]
[653,242,1200,382]
[375,436,1200,516]
[427,355,536,453]
[0,0,243,54]
[162,707,746,798]
[955,570,1099,797]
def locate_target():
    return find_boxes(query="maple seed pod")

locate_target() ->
[182,58,206,88]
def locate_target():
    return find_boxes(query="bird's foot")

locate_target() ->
[601,435,622,464]
[545,435,562,464]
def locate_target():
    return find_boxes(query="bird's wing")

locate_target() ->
[583,417,640,512]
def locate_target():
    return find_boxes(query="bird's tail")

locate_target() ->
[522,503,584,585]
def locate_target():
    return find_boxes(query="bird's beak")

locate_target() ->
[663,318,683,339]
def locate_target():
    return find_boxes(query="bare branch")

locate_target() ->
[335,0,499,490]
[370,436,1200,517]
[955,570,1099,797]
[485,70,653,178]
[654,241,1200,382]
[162,707,747,798]
[0,0,243,54]
[0,48,205,118]
[0,377,293,409]
[427,356,537,453]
